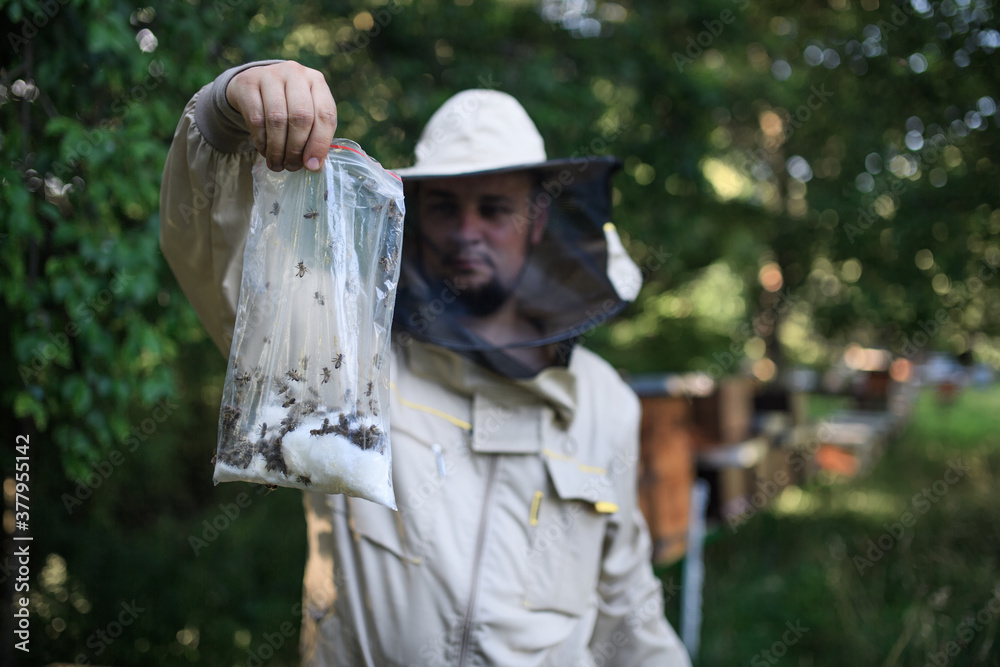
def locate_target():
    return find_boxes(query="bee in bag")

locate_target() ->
[333,353,345,369]
[296,261,309,277]
[321,367,331,384]
[379,256,392,272]
[275,379,290,395]
[286,369,303,382]
[314,292,325,306]
[304,209,319,219]
[259,422,268,438]
[282,397,297,408]
[270,201,280,216]
[365,381,374,398]
[301,356,310,372]
[307,386,320,399]
[296,475,313,486]
[235,371,252,384]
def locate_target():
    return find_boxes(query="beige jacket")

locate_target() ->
[159,70,691,667]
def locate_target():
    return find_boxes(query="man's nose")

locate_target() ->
[452,206,485,241]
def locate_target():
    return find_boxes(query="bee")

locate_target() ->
[387,199,397,218]
[235,371,252,384]
[221,405,241,429]
[282,397,297,408]
[296,475,313,486]
[370,201,385,214]
[301,356,310,372]
[295,261,309,277]
[259,422,268,438]
[333,353,345,369]
[275,380,290,395]
[369,399,379,417]
[232,356,239,370]
[323,189,329,202]
[314,292,325,306]
[366,381,374,397]
[321,367,331,384]
[270,201,280,216]
[304,209,319,219]
[286,369,303,382]
[263,483,279,493]
[210,453,217,466]
[307,386,320,399]
[379,256,392,271]
[263,336,271,344]
[373,353,382,368]
[280,415,299,432]
[301,401,317,416]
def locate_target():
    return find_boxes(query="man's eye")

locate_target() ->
[480,205,511,218]
[427,202,457,216]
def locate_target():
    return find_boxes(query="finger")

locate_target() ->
[258,75,290,171]
[303,73,338,172]
[281,75,315,172]
[231,77,267,157]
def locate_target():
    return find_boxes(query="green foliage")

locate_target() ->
[1,0,999,662]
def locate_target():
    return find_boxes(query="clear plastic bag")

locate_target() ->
[213,141,404,510]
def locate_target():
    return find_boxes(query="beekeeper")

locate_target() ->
[160,61,690,666]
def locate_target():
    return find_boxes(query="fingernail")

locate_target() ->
[306,157,320,171]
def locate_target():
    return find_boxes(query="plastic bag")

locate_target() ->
[213,140,404,510]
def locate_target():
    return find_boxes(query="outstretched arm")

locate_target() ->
[158,61,338,355]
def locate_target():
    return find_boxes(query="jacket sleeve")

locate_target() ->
[589,388,692,666]
[158,61,281,358]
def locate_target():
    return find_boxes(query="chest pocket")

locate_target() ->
[522,451,619,616]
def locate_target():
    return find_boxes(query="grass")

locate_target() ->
[664,385,1000,666]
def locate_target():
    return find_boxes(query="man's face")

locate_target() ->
[416,172,544,316]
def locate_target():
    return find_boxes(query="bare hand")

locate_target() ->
[226,62,338,173]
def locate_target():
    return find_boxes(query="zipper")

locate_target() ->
[456,454,500,666]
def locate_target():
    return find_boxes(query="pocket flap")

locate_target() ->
[541,449,619,511]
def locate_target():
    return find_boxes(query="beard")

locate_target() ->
[450,275,512,317]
